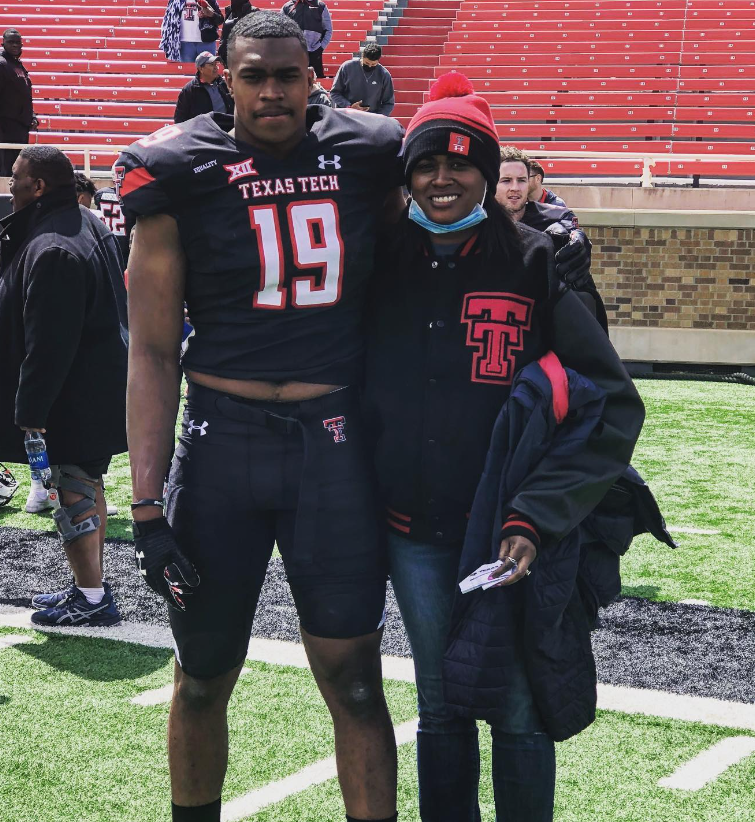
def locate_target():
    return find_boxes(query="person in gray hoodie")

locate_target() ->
[330,43,395,116]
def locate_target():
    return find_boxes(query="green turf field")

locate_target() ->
[1,380,752,609]
[0,626,753,822]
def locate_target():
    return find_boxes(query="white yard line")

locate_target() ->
[667,526,720,535]
[658,736,755,791]
[597,683,755,733]
[220,719,418,822]
[0,633,34,649]
[2,604,755,732]
[5,604,755,817]
[131,667,253,706]
[680,599,712,606]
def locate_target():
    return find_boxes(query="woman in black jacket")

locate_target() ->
[364,74,645,822]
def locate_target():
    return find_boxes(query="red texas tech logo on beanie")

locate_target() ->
[449,133,471,156]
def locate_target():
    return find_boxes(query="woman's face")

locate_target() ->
[410,154,486,225]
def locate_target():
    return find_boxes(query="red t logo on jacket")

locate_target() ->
[461,293,534,384]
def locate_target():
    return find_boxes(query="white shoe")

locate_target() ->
[25,485,56,514]
[106,503,118,516]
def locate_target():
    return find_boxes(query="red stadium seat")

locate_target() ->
[4,0,755,180]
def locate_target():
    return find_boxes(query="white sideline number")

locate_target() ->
[249,199,344,309]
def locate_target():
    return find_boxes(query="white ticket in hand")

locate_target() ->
[459,560,516,594]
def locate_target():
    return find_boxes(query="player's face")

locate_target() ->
[225,36,313,157]
[496,161,529,219]
[410,154,486,227]
[9,157,42,212]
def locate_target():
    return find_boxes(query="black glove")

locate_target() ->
[554,229,593,290]
[132,517,199,611]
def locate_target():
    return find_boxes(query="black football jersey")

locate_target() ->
[94,186,130,266]
[116,108,404,384]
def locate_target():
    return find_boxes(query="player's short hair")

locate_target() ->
[227,10,307,68]
[74,171,97,198]
[3,28,21,39]
[499,145,531,169]
[362,43,382,61]
[529,159,545,180]
[18,146,74,191]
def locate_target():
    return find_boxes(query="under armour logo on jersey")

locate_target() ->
[188,420,209,436]
[224,157,259,183]
[318,155,341,170]
[323,416,347,443]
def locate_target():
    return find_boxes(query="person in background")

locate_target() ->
[74,171,97,208]
[281,0,332,78]
[330,43,395,116]
[0,29,38,177]
[363,72,644,822]
[218,0,258,65]
[308,78,332,107]
[0,146,127,625]
[94,184,130,266]
[174,51,233,123]
[527,159,566,207]
[497,145,606,330]
[161,0,223,63]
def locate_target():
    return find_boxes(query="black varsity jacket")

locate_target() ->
[363,220,644,547]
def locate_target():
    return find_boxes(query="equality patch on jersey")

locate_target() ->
[461,293,534,385]
[449,132,471,156]
[322,416,347,443]
[224,157,259,183]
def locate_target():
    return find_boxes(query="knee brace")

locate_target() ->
[52,465,101,545]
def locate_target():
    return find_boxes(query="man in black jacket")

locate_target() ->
[497,145,607,331]
[0,146,127,626]
[218,0,258,65]
[174,51,233,123]
[0,30,38,177]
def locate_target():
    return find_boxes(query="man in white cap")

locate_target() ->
[174,51,233,123]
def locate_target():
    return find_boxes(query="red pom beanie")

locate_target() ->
[403,72,501,190]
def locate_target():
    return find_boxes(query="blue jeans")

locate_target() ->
[388,532,556,822]
[179,40,215,62]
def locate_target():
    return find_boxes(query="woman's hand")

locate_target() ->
[488,535,537,587]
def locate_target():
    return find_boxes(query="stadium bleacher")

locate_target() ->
[2,0,755,179]
[378,0,755,180]
[2,0,388,169]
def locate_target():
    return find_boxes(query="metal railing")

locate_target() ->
[0,142,128,176]
[514,149,755,188]
[2,142,755,187]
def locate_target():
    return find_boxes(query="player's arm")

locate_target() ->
[127,213,185,520]
[127,213,200,610]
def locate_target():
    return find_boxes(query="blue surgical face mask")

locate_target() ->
[408,184,488,235]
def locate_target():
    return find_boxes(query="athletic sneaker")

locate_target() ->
[30,587,121,627]
[106,502,118,516]
[31,580,112,611]
[25,484,58,514]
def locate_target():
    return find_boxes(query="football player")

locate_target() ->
[119,11,402,822]
[93,185,130,265]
